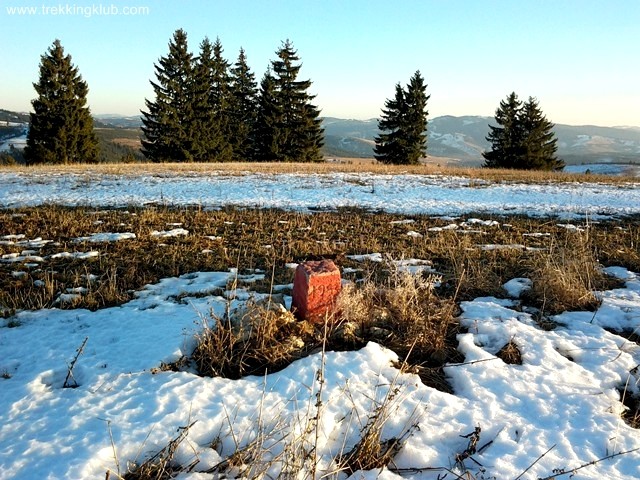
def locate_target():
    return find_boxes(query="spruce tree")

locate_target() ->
[483,92,524,169]
[253,70,281,161]
[229,48,257,161]
[207,37,233,161]
[190,37,216,162]
[141,29,194,162]
[483,93,563,170]
[374,84,408,164]
[25,39,98,165]
[402,71,429,164]
[269,40,324,162]
[374,70,430,165]
[520,97,563,171]
[190,36,234,162]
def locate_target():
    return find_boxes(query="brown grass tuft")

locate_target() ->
[192,297,313,379]
[496,339,523,365]
[524,228,620,314]
[338,383,416,475]
[192,266,460,392]
[335,265,462,392]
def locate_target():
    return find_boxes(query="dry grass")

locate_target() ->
[1,205,636,315]
[336,266,461,366]
[622,394,640,430]
[496,339,523,365]
[192,264,459,393]
[193,297,314,379]
[524,227,621,314]
[338,384,415,475]
[121,422,197,480]
[1,160,637,184]
[1,205,636,392]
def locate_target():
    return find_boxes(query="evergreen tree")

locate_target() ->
[402,71,429,164]
[269,40,324,162]
[141,29,195,162]
[25,39,98,165]
[482,92,524,169]
[190,37,216,161]
[253,70,281,161]
[206,37,233,161]
[374,84,408,164]
[229,48,258,161]
[483,93,563,170]
[374,70,430,165]
[190,36,233,162]
[520,97,563,171]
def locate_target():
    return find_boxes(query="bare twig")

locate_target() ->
[443,358,501,368]
[103,418,121,478]
[455,426,482,470]
[513,443,556,480]
[536,447,640,480]
[311,318,329,477]
[64,336,88,388]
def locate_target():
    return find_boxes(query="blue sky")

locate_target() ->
[1,0,638,126]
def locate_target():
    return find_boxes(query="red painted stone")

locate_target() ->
[292,259,341,322]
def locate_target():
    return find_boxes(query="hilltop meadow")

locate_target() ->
[1,162,639,479]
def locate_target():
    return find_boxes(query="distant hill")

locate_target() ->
[323,115,640,165]
[93,114,144,129]
[0,109,30,124]
[3,109,639,165]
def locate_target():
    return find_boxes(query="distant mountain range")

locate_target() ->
[3,110,639,165]
[323,116,640,166]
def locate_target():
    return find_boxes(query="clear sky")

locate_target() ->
[1,0,638,126]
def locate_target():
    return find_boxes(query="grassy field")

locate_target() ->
[2,204,638,395]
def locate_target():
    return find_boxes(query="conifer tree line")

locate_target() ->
[23,37,563,170]
[141,29,324,162]
[483,92,563,171]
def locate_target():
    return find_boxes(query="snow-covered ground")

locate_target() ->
[1,171,640,479]
[1,170,640,219]
[1,266,639,479]
[564,163,640,177]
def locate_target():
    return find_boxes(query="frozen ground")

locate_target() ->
[0,171,640,479]
[1,170,640,218]
[0,265,639,479]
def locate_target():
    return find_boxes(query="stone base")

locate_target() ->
[292,259,341,322]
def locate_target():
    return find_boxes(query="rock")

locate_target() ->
[292,259,341,322]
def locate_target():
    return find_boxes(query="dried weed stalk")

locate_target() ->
[123,422,197,480]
